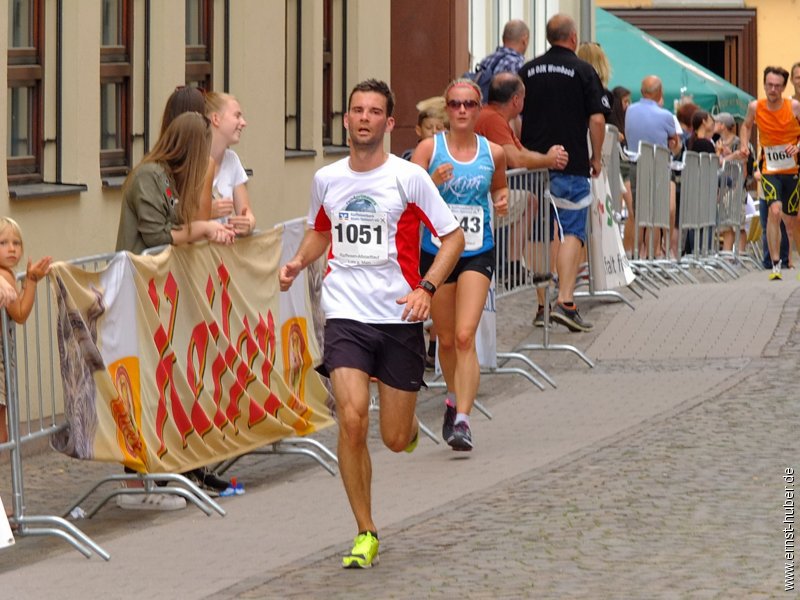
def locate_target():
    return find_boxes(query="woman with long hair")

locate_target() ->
[205,91,256,236]
[116,112,234,255]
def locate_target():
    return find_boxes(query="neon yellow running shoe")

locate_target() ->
[770,261,782,281]
[342,531,379,569]
[404,427,419,453]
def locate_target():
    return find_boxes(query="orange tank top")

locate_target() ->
[756,98,800,174]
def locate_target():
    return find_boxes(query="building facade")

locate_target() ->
[2,0,390,262]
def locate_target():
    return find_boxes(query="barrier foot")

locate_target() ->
[473,400,493,420]
[483,366,546,390]
[17,514,110,560]
[417,418,440,444]
[496,351,557,388]
[277,437,339,465]
[67,473,226,519]
[516,342,595,368]
[574,289,635,310]
[252,441,338,476]
[626,281,644,299]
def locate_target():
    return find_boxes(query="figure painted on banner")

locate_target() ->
[412,77,508,452]
[116,112,235,255]
[205,92,256,236]
[281,319,311,418]
[280,79,464,569]
[50,281,104,461]
[0,217,51,446]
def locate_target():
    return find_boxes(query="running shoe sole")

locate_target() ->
[550,310,593,332]
[447,435,473,451]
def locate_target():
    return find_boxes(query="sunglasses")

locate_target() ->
[446,99,480,110]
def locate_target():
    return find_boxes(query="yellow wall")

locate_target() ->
[0,0,391,265]
[596,1,800,100]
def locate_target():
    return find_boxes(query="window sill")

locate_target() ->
[9,182,88,200]
[102,176,127,190]
[323,145,349,157]
[285,149,317,159]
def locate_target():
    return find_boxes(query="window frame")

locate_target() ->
[7,0,45,184]
[185,0,213,89]
[322,0,347,148]
[99,0,133,175]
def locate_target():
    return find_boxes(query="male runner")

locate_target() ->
[739,66,800,280]
[279,79,464,569]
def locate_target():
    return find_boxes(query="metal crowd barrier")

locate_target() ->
[717,159,759,270]
[574,125,636,309]
[499,168,594,370]
[677,152,738,280]
[2,241,340,560]
[2,255,118,560]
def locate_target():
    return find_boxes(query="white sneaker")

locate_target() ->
[116,492,186,511]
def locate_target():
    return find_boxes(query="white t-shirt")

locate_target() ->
[308,154,459,324]
[213,149,248,200]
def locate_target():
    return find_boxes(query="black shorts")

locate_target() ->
[761,173,800,216]
[420,247,495,285]
[316,319,425,392]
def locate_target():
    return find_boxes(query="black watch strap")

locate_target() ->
[417,279,436,295]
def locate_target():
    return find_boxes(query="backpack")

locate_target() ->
[464,52,502,104]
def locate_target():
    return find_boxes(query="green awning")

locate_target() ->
[596,8,754,119]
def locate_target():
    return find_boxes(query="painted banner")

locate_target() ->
[49,225,333,474]
[589,172,636,290]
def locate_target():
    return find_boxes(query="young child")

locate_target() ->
[0,217,52,444]
[401,96,447,160]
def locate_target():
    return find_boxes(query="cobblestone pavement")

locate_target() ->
[223,273,799,600]
[1,268,798,599]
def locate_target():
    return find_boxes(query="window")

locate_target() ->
[285,0,303,151]
[7,0,44,182]
[322,0,347,147]
[100,0,132,174]
[185,0,213,89]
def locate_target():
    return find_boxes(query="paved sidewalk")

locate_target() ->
[0,267,797,599]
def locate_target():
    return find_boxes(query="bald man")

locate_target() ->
[471,19,530,103]
[625,75,680,153]
[624,75,681,258]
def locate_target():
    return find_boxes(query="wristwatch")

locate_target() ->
[416,279,436,296]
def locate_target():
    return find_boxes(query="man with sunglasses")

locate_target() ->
[280,79,464,569]
[519,13,606,332]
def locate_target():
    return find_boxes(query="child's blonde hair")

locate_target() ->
[0,217,24,254]
[415,96,447,127]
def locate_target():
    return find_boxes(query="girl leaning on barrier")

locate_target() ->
[205,91,256,236]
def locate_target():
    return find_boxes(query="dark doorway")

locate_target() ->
[606,8,757,98]
[665,40,726,80]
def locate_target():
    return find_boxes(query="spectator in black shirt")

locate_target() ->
[518,14,605,333]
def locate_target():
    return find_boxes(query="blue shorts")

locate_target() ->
[550,173,590,244]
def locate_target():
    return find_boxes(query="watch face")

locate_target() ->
[419,279,436,294]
